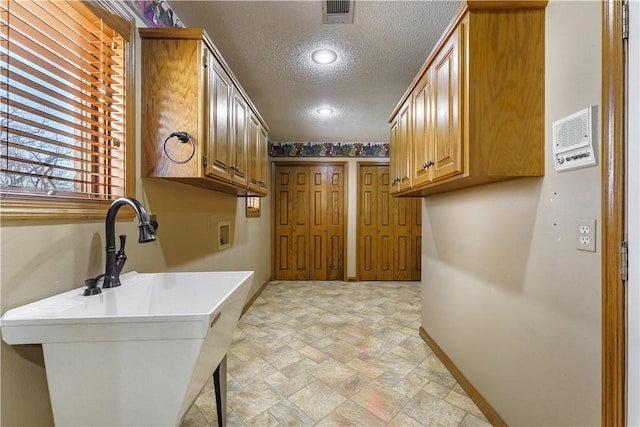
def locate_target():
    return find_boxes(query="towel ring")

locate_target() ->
[163,132,195,164]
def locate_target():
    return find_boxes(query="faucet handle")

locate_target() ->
[83,274,104,296]
[116,235,127,275]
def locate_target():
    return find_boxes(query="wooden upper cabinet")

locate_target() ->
[389,2,546,196]
[140,28,269,196]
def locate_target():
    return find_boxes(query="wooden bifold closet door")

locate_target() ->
[274,164,345,280]
[358,164,421,281]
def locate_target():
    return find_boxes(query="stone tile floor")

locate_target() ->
[182,280,492,427]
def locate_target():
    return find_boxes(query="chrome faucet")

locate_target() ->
[102,197,156,289]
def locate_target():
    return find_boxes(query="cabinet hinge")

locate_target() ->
[202,51,208,68]
[203,155,208,166]
[623,1,629,40]
[622,240,629,281]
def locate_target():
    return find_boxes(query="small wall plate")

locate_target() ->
[218,221,231,250]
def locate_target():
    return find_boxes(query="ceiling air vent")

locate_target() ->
[322,0,354,24]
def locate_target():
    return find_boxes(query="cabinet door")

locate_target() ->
[258,126,268,194]
[141,37,203,178]
[389,118,400,195]
[412,69,434,187]
[397,98,412,191]
[206,53,233,182]
[432,26,463,181]
[247,112,260,192]
[231,91,248,187]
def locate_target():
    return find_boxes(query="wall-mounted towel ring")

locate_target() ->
[163,132,195,164]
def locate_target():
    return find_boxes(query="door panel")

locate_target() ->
[296,234,307,274]
[247,113,260,191]
[380,235,391,275]
[329,235,340,273]
[412,69,434,187]
[433,29,463,181]
[231,92,248,186]
[278,236,288,270]
[397,100,412,191]
[389,118,400,195]
[363,236,373,272]
[309,167,327,280]
[412,198,422,281]
[377,169,394,280]
[394,198,413,281]
[206,56,232,181]
[326,165,345,280]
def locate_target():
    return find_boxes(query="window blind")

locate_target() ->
[0,0,127,201]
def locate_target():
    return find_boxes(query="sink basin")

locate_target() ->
[0,270,254,426]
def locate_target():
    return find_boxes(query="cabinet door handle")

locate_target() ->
[258,180,264,185]
[423,160,434,169]
[230,165,238,172]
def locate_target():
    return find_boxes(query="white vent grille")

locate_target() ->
[322,0,354,24]
[555,110,590,150]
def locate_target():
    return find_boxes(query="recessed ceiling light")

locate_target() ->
[311,49,337,65]
[317,107,334,115]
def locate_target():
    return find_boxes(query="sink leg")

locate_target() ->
[213,355,227,427]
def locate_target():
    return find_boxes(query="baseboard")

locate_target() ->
[419,327,507,427]
[240,279,270,318]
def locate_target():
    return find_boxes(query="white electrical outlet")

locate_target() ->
[576,219,596,252]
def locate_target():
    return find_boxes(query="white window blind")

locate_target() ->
[0,0,127,203]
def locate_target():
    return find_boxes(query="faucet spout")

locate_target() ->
[103,197,156,289]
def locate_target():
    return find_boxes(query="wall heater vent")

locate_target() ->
[322,0,355,24]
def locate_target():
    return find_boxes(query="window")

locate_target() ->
[1,0,134,218]
[246,196,261,217]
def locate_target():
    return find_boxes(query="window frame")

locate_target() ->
[1,0,137,220]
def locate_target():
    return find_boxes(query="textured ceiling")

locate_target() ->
[166,1,461,142]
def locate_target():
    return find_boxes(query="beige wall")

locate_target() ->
[0,29,272,427]
[421,1,602,425]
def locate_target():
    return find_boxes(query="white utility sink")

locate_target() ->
[0,270,253,427]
